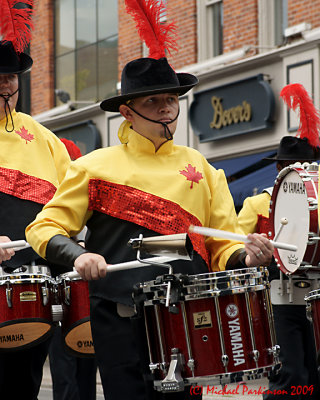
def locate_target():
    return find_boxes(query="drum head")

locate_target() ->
[271,169,309,273]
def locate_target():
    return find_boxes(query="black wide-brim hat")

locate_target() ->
[264,136,319,161]
[0,41,33,74]
[100,57,198,112]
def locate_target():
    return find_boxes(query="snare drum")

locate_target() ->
[269,163,320,275]
[58,272,94,357]
[137,268,280,392]
[0,265,56,351]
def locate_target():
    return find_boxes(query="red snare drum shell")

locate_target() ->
[143,268,279,387]
[145,290,274,379]
[0,277,54,351]
[59,276,94,357]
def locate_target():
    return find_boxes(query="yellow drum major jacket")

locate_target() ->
[26,121,244,304]
[0,110,70,268]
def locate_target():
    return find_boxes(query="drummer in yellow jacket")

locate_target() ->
[26,63,275,400]
[238,135,320,400]
[0,41,70,399]
[25,1,273,399]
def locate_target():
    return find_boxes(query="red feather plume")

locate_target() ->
[280,83,320,148]
[0,0,34,53]
[60,138,82,161]
[125,0,178,59]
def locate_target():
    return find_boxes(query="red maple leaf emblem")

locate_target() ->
[15,126,34,143]
[179,164,203,189]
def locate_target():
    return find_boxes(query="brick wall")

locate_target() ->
[30,0,320,115]
[223,0,258,52]
[118,0,197,78]
[288,0,320,29]
[30,0,54,115]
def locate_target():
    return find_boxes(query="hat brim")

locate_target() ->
[100,73,198,112]
[0,53,33,75]
[263,155,318,161]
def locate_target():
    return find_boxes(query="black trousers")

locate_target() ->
[263,305,320,400]
[0,337,50,400]
[90,297,202,400]
[49,325,98,400]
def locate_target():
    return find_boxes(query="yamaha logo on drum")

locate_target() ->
[225,304,239,318]
[282,180,306,194]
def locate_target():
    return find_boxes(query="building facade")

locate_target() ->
[27,0,320,208]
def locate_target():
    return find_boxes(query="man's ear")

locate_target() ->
[119,104,134,121]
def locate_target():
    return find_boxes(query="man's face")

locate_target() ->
[124,93,179,143]
[0,74,19,121]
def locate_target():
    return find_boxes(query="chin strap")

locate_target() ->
[0,88,19,132]
[127,105,180,141]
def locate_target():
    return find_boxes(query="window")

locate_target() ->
[197,0,223,61]
[55,0,118,105]
[258,0,287,50]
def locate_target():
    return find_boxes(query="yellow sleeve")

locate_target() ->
[205,168,244,271]
[49,135,72,185]
[26,162,92,258]
[237,193,271,235]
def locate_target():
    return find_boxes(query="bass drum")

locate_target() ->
[269,162,320,275]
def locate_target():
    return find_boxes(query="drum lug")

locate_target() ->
[305,302,313,322]
[221,354,229,368]
[42,284,49,306]
[307,198,317,211]
[149,362,160,371]
[51,304,64,322]
[160,348,185,392]
[252,349,260,362]
[308,232,320,245]
[63,282,71,305]
[6,284,12,308]
[268,344,280,361]
[187,358,195,373]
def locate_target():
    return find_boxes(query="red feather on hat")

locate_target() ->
[60,138,82,161]
[125,0,178,59]
[280,83,320,148]
[0,0,33,53]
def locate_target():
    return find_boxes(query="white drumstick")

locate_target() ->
[0,240,31,251]
[273,217,288,242]
[67,256,180,279]
[189,225,297,252]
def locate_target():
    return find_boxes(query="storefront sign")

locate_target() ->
[190,74,275,142]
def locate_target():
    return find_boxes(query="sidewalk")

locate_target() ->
[42,358,267,399]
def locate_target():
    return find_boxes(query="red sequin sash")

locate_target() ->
[88,179,210,266]
[0,167,56,205]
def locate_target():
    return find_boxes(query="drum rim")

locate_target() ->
[153,362,281,389]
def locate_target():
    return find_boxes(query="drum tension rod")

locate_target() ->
[6,282,12,308]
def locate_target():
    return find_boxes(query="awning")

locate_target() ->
[210,150,277,208]
[228,163,278,207]
[211,150,276,177]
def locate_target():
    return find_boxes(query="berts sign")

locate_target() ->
[190,74,275,142]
